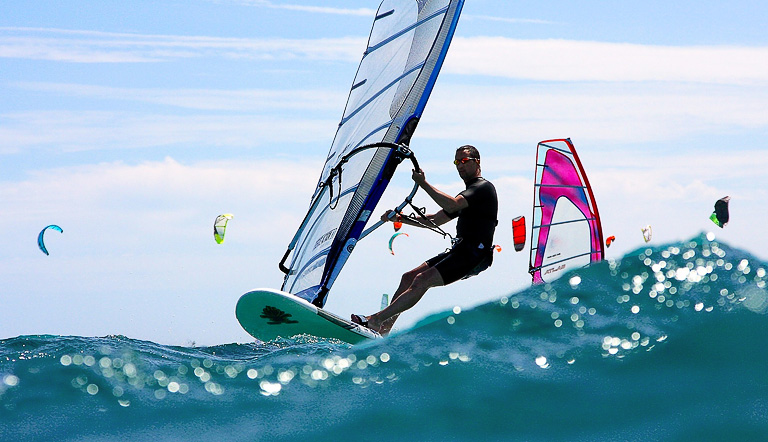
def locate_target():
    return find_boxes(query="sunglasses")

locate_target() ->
[453,157,478,165]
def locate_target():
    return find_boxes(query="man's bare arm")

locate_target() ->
[412,169,468,213]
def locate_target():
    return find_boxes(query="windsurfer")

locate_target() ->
[352,145,498,335]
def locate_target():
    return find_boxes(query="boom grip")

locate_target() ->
[410,155,421,173]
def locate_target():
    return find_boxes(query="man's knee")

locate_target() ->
[411,268,442,290]
[399,271,413,287]
[401,265,424,283]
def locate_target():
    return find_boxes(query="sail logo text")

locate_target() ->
[315,228,337,249]
[544,264,565,275]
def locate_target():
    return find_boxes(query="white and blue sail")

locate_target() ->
[279,0,464,307]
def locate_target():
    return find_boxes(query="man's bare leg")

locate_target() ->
[368,266,444,334]
[375,263,427,334]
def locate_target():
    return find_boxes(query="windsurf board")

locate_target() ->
[235,288,380,344]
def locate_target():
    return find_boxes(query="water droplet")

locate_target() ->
[3,375,20,387]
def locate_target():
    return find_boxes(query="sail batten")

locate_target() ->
[366,6,449,54]
[376,9,395,20]
[280,0,464,307]
[340,62,425,126]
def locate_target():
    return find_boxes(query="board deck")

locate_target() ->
[235,288,380,344]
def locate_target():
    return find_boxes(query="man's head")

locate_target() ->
[454,145,481,182]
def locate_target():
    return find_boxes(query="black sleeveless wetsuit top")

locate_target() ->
[448,176,498,250]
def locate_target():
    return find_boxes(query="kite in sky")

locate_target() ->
[38,225,63,256]
[214,214,234,244]
[388,232,409,255]
[512,216,526,252]
[709,196,730,228]
[641,225,652,243]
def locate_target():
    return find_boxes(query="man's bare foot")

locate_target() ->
[367,315,382,333]
[351,313,386,334]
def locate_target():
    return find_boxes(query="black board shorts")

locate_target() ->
[426,243,493,285]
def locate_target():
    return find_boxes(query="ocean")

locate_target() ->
[2,232,767,441]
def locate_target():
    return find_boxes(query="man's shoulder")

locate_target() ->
[466,176,492,187]
[474,177,497,193]
[461,177,497,205]
[462,177,492,192]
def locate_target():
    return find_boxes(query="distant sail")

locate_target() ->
[279,0,464,307]
[529,139,604,284]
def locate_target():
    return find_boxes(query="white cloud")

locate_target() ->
[0,157,321,256]
[0,27,363,63]
[0,110,336,153]
[238,0,376,16]
[6,28,767,89]
[5,78,766,154]
[464,15,557,25]
[15,82,345,112]
[446,37,768,85]
[418,82,768,144]
[0,158,324,343]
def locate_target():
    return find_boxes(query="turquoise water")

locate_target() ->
[2,233,767,441]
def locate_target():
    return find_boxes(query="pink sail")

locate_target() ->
[529,139,604,284]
